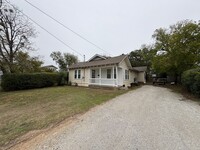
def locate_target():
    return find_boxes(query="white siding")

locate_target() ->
[138,72,146,83]
[69,57,144,87]
[101,68,107,78]
[119,58,137,87]
[69,68,90,86]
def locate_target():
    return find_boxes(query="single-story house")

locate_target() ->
[69,54,147,87]
[41,65,58,72]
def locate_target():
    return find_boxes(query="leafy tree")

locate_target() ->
[129,45,156,68]
[129,49,145,67]
[64,53,78,66]
[152,20,200,82]
[14,51,43,73]
[50,51,78,71]
[0,4,36,73]
[129,45,156,81]
[41,66,56,73]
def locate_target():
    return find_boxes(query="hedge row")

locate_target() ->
[182,68,200,97]
[1,72,67,91]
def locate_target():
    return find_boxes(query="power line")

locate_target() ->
[23,0,110,56]
[4,0,83,57]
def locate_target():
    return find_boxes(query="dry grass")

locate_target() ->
[0,86,127,148]
[157,84,200,102]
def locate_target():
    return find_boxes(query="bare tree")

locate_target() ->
[0,3,36,73]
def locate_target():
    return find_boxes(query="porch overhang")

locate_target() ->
[69,63,118,70]
[89,66,119,87]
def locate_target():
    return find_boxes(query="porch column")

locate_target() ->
[99,67,101,85]
[112,66,115,86]
[116,66,118,86]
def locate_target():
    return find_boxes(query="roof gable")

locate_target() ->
[123,57,133,69]
[88,54,107,62]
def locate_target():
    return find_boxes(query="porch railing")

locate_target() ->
[89,78,117,86]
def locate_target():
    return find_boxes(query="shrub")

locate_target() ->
[57,72,69,86]
[1,73,62,91]
[182,68,200,97]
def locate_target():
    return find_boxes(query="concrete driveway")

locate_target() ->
[13,85,200,150]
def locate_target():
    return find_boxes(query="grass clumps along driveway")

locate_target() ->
[0,86,127,148]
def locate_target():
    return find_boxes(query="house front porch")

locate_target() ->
[89,66,123,87]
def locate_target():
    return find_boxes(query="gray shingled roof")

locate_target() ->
[69,55,127,69]
[132,66,147,72]
[42,65,58,69]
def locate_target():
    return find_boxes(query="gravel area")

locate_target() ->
[12,85,200,150]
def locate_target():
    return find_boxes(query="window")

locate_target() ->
[78,70,81,79]
[92,70,96,78]
[125,70,129,80]
[74,69,81,79]
[107,69,111,79]
[74,70,77,79]
[114,68,116,79]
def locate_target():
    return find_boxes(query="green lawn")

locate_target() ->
[0,86,127,147]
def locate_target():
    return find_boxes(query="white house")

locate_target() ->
[41,65,58,72]
[69,54,147,87]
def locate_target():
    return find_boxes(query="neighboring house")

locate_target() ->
[41,65,58,72]
[69,54,147,87]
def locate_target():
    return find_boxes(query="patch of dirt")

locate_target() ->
[4,116,80,150]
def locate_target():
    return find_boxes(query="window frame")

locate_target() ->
[125,69,129,80]
[78,70,81,79]
[91,69,96,78]
[74,69,81,79]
